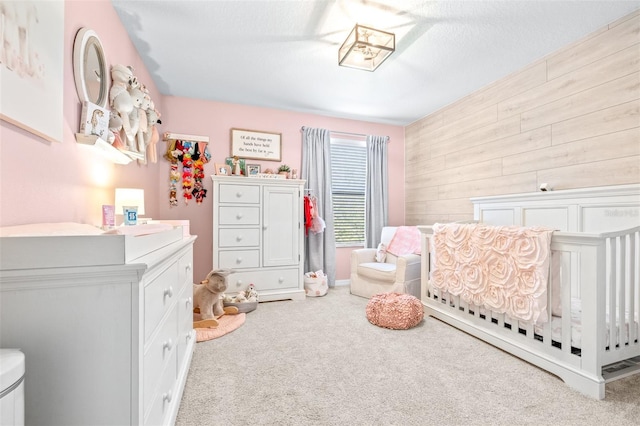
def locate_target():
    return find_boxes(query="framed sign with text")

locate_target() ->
[231,128,282,161]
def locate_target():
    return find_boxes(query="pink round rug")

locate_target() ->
[194,312,246,342]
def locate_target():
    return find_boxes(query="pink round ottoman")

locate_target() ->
[366,293,424,330]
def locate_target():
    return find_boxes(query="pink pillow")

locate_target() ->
[386,226,421,256]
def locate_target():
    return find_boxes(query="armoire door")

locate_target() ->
[262,185,300,267]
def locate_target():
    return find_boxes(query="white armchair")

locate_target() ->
[350,226,421,299]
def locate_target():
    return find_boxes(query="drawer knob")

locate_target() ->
[236,213,243,219]
[237,280,243,286]
[236,235,243,241]
[164,287,174,298]
[186,297,192,307]
[236,192,242,198]
[186,263,192,271]
[279,277,284,283]
[236,257,243,264]
[163,391,173,403]
[163,339,173,351]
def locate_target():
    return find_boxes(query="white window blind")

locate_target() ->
[330,138,366,246]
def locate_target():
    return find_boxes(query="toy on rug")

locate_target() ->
[193,269,239,329]
[223,283,259,303]
[222,283,259,313]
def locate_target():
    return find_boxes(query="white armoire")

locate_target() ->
[212,175,305,301]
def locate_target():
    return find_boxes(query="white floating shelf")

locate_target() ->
[163,132,209,143]
[75,134,133,165]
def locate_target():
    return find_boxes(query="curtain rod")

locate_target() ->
[330,130,366,138]
[300,128,389,142]
[299,127,365,138]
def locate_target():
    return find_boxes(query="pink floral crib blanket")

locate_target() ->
[430,223,553,324]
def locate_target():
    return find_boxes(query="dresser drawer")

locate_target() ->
[177,248,193,289]
[219,206,260,225]
[143,307,178,415]
[176,284,194,369]
[218,249,260,269]
[218,228,260,247]
[227,268,299,292]
[144,348,177,426]
[219,184,260,204]
[144,262,179,342]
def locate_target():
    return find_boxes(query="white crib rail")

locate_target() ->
[602,226,640,365]
[419,225,640,399]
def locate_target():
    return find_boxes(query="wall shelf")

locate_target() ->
[75,134,133,164]
[163,132,209,143]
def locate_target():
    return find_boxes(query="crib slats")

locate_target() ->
[608,237,617,350]
[604,230,640,356]
[619,235,627,349]
[561,251,573,354]
[625,230,638,347]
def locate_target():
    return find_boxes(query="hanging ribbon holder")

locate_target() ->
[163,132,211,206]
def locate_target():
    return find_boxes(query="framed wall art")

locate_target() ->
[0,1,64,143]
[230,128,281,161]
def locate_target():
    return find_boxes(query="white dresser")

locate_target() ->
[0,226,196,426]
[212,175,305,301]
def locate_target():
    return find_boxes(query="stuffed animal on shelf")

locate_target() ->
[109,64,136,150]
[193,269,239,328]
[107,114,126,150]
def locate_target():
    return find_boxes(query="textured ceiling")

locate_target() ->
[111,1,639,126]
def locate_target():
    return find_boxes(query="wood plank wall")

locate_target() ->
[404,10,640,225]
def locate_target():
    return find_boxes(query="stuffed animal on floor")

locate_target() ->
[193,269,239,328]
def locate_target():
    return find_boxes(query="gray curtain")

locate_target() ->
[301,127,336,286]
[365,135,389,248]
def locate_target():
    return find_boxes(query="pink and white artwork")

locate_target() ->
[0,0,64,143]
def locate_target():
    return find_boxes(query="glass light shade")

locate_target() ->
[338,24,395,71]
[115,188,145,215]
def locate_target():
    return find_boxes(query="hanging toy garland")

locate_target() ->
[181,141,194,204]
[164,137,210,207]
[165,139,180,206]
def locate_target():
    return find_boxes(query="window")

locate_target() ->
[330,137,366,246]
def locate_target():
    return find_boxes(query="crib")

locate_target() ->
[419,184,640,399]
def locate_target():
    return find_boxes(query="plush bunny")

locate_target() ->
[109,64,136,149]
[193,269,237,319]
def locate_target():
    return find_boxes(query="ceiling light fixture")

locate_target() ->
[338,24,395,72]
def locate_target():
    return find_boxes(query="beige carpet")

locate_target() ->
[176,286,640,425]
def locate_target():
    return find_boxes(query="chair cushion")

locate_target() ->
[357,262,396,282]
[366,293,424,330]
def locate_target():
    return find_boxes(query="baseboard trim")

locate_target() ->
[334,279,350,287]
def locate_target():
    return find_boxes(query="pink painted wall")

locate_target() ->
[0,0,165,226]
[158,97,405,282]
[0,0,406,283]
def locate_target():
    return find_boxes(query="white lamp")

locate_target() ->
[115,188,145,224]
